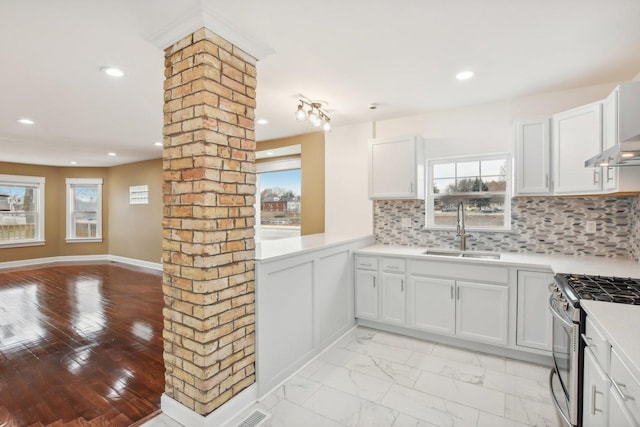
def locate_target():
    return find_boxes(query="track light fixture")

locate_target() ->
[294,99,331,132]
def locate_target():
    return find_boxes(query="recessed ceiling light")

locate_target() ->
[17,118,35,125]
[153,141,163,147]
[456,70,474,80]
[108,152,117,156]
[621,152,635,158]
[70,161,78,165]
[266,152,274,156]
[102,67,124,77]
[256,118,269,125]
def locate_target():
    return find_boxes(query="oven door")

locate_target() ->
[549,295,579,426]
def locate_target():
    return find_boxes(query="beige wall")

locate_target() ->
[108,159,162,263]
[0,160,161,263]
[257,132,325,235]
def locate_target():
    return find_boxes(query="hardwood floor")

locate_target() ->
[0,262,165,427]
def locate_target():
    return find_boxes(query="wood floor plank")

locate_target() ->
[0,262,165,426]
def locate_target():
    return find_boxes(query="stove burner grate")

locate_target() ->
[561,274,640,305]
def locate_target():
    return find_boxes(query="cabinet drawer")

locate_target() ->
[381,257,405,273]
[408,259,509,284]
[356,256,378,270]
[583,317,610,370]
[611,348,640,422]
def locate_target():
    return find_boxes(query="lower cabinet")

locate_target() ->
[407,276,508,346]
[456,281,509,346]
[583,347,609,427]
[355,269,378,320]
[408,276,455,335]
[516,270,553,352]
[381,272,406,325]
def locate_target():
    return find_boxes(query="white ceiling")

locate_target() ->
[1,0,639,167]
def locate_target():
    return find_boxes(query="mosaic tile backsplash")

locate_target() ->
[374,196,640,259]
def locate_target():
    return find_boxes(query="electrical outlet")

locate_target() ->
[586,221,596,234]
[401,218,412,229]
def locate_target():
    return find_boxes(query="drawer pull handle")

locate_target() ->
[581,333,596,347]
[592,385,603,415]
[613,380,635,401]
[361,263,372,267]
[401,279,404,292]
[373,277,376,288]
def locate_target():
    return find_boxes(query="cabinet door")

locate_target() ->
[407,276,455,335]
[583,348,609,427]
[369,136,424,199]
[602,89,618,192]
[381,272,406,325]
[516,270,553,352]
[355,270,378,320]
[552,103,603,194]
[609,385,638,427]
[515,118,551,195]
[456,281,509,346]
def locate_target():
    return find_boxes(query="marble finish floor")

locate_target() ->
[147,326,562,427]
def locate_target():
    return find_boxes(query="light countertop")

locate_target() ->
[356,245,640,277]
[256,233,375,262]
[582,300,640,382]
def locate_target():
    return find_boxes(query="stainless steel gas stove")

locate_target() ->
[549,273,640,426]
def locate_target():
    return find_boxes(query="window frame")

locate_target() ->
[65,178,103,243]
[425,153,512,232]
[0,174,46,248]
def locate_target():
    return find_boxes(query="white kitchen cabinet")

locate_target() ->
[602,90,618,192]
[610,348,640,424]
[407,276,455,335]
[609,385,638,427]
[369,135,425,199]
[456,281,509,346]
[514,118,551,195]
[552,102,603,194]
[355,269,378,320]
[380,257,406,325]
[516,270,553,352]
[381,272,406,325]
[583,347,609,427]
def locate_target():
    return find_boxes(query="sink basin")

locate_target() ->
[422,249,500,260]
[422,249,462,257]
[460,252,501,260]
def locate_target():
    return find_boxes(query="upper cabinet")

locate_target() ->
[514,118,551,195]
[552,102,603,195]
[369,135,425,199]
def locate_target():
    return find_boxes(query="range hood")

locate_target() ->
[585,81,640,167]
[584,142,640,167]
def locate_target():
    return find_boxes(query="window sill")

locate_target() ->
[66,238,103,243]
[0,240,46,249]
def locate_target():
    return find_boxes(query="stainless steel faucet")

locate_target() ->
[456,201,470,251]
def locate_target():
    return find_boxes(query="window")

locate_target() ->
[256,157,301,241]
[66,178,103,242]
[427,154,511,230]
[0,174,45,247]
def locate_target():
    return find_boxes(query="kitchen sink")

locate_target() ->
[460,252,501,260]
[422,249,462,257]
[422,249,500,260]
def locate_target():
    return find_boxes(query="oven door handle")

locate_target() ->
[549,294,573,328]
[549,368,573,427]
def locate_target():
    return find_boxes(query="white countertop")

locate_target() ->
[356,245,640,277]
[256,233,375,262]
[582,300,640,381]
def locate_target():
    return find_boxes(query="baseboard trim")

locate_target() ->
[161,384,258,427]
[0,254,162,271]
[107,255,162,271]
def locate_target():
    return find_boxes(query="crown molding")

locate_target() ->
[144,1,275,61]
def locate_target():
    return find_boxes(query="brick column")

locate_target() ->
[162,28,257,415]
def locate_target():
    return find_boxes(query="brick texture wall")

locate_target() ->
[162,28,257,415]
